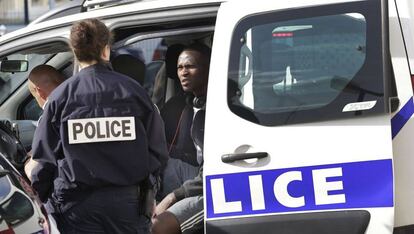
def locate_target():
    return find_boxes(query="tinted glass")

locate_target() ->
[113,38,168,107]
[0,176,11,203]
[0,192,34,226]
[228,2,387,126]
[22,99,42,121]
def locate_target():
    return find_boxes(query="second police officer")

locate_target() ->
[30,18,168,233]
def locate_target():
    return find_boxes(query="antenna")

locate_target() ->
[82,0,143,11]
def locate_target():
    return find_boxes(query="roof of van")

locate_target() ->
[0,0,223,45]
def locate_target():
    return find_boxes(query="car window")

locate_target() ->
[0,53,52,105]
[0,192,34,226]
[0,176,11,203]
[0,165,34,227]
[19,60,73,121]
[113,38,168,106]
[228,4,386,126]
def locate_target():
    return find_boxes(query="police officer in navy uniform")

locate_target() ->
[30,18,168,233]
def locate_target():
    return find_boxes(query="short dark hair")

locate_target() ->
[29,64,65,87]
[70,18,112,63]
[182,43,211,66]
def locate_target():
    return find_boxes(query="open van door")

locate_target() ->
[204,0,394,233]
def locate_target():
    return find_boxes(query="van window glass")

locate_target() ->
[113,38,168,107]
[0,192,34,226]
[0,176,11,203]
[22,98,42,121]
[0,53,52,105]
[228,3,386,126]
[20,60,72,121]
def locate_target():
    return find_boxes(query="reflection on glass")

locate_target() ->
[238,13,366,113]
[0,192,34,226]
[228,10,381,128]
[0,176,11,203]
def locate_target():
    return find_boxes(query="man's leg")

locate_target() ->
[152,211,181,234]
[152,196,203,234]
[180,210,204,234]
[160,158,199,198]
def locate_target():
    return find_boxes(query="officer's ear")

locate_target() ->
[101,45,110,62]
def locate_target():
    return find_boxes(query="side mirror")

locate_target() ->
[0,60,28,72]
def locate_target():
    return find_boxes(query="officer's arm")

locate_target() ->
[31,105,60,202]
[146,104,169,170]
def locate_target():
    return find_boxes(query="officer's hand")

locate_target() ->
[24,158,40,182]
[153,193,177,219]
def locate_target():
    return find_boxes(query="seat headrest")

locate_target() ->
[112,54,146,85]
[165,44,185,80]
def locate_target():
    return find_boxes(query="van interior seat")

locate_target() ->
[112,53,146,85]
[152,44,185,108]
[144,60,164,98]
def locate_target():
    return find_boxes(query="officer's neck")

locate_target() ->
[79,61,98,70]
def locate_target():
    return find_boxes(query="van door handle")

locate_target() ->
[221,152,268,163]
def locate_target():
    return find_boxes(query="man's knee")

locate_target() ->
[151,211,181,234]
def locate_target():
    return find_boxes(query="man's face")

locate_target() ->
[177,50,208,95]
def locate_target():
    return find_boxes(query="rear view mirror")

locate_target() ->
[0,60,28,73]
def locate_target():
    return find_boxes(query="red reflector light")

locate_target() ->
[272,32,293,37]
[411,75,414,92]
[0,226,15,234]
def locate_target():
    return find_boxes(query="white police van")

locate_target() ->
[0,0,413,233]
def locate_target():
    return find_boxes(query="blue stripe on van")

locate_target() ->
[205,159,393,219]
[391,97,414,139]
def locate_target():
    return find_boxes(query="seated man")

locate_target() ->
[24,64,65,181]
[152,43,210,234]
[157,44,203,198]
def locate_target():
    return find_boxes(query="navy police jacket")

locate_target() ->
[31,63,168,212]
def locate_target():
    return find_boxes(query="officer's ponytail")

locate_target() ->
[70,18,113,64]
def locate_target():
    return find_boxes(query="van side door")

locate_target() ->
[204,0,394,233]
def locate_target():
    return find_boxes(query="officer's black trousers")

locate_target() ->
[55,185,149,234]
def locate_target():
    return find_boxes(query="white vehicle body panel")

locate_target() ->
[395,0,414,72]
[389,0,414,228]
[205,0,395,233]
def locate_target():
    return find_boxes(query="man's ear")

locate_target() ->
[36,87,48,101]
